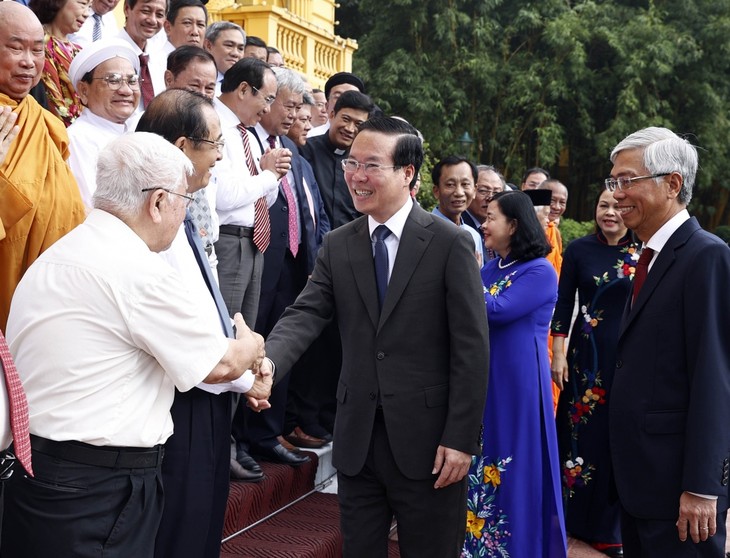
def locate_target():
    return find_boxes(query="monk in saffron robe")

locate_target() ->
[0,2,84,330]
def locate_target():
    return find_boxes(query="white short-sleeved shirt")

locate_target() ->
[6,210,228,447]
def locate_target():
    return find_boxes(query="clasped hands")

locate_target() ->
[232,314,272,411]
[260,147,292,180]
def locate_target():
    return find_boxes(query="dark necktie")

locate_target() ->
[267,135,299,257]
[236,124,270,253]
[0,331,33,476]
[632,247,654,304]
[138,53,155,108]
[92,14,102,42]
[184,214,233,337]
[373,225,392,310]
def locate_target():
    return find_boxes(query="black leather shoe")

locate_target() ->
[254,444,310,466]
[236,449,262,474]
[230,459,263,482]
[599,546,623,557]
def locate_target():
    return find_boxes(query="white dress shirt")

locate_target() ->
[159,225,253,394]
[118,28,167,113]
[0,358,10,450]
[215,71,224,97]
[307,120,329,138]
[212,97,279,227]
[644,209,690,271]
[251,123,301,236]
[367,197,414,282]
[6,210,229,447]
[67,110,130,210]
[69,11,119,48]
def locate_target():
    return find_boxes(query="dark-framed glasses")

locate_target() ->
[92,73,140,91]
[341,158,402,177]
[187,137,226,151]
[251,85,276,105]
[604,173,670,192]
[141,187,194,207]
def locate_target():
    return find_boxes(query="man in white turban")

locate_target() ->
[67,38,141,209]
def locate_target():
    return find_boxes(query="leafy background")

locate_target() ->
[335,0,730,232]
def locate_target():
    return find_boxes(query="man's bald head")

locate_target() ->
[0,3,45,101]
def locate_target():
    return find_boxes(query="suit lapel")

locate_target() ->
[348,218,380,328]
[378,205,434,329]
[619,217,699,337]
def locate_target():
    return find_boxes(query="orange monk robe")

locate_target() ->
[545,221,563,416]
[0,92,85,330]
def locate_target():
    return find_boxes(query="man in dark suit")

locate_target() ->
[242,68,331,465]
[607,127,730,557]
[261,117,490,557]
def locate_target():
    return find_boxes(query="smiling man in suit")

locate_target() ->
[607,127,730,557]
[261,116,490,557]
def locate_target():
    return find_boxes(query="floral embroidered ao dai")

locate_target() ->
[462,256,566,558]
[550,231,637,546]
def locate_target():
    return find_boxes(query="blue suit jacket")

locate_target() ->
[609,217,730,518]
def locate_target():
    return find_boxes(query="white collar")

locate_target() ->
[368,197,413,241]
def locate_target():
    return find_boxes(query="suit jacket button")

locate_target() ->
[281,206,288,212]
[376,351,385,360]
[369,392,376,400]
[616,359,622,368]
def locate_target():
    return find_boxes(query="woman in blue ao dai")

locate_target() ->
[462,191,567,558]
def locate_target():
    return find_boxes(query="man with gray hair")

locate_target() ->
[1,132,268,558]
[239,68,330,465]
[203,20,245,95]
[607,127,730,557]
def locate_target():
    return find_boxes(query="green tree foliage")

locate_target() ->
[346,0,730,226]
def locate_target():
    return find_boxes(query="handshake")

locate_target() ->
[232,313,274,412]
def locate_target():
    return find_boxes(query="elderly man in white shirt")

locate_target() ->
[67,38,141,210]
[1,132,270,558]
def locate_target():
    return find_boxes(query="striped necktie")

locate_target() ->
[236,124,270,253]
[92,14,102,42]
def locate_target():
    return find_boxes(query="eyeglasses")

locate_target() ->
[341,158,402,177]
[141,187,194,207]
[92,73,140,91]
[187,137,226,151]
[314,102,326,109]
[251,85,276,106]
[604,173,670,192]
[475,188,501,199]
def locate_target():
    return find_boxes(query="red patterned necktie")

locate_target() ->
[267,135,299,257]
[632,247,654,304]
[0,331,33,476]
[236,124,270,253]
[138,53,155,108]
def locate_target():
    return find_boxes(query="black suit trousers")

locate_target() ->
[337,413,468,558]
[1,449,163,557]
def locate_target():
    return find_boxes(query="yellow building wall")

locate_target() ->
[114,0,356,88]
[206,0,357,89]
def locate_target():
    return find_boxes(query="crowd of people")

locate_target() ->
[1,0,730,557]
